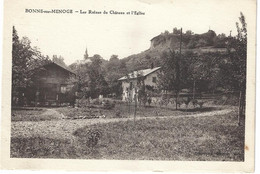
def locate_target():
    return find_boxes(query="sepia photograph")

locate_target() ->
[1,0,256,172]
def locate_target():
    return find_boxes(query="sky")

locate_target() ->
[12,0,255,65]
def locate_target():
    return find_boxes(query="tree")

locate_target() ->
[185,30,194,35]
[203,30,217,46]
[164,30,170,35]
[213,33,228,48]
[104,55,126,97]
[228,12,247,125]
[109,54,119,61]
[12,28,33,89]
[187,53,205,98]
[173,27,182,35]
[158,50,181,109]
[12,27,35,105]
[68,61,89,94]
[12,26,52,106]
[87,55,109,98]
[158,28,184,110]
[52,55,67,67]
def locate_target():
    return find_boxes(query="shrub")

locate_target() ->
[147,98,152,106]
[86,129,102,148]
[91,99,101,105]
[115,109,121,118]
[73,128,102,148]
[102,100,115,110]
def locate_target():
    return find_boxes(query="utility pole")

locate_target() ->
[193,80,196,99]
[134,92,137,123]
[180,28,182,55]
[175,28,182,110]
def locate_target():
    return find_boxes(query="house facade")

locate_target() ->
[25,62,76,106]
[118,67,161,101]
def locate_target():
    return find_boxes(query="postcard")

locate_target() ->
[1,0,256,172]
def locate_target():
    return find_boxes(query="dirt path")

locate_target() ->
[11,108,233,140]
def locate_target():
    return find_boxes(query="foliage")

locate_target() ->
[73,128,102,148]
[104,55,127,97]
[213,33,228,48]
[52,55,67,68]
[231,12,247,90]
[12,26,52,105]
[68,55,110,98]
[158,50,183,94]
[227,12,247,120]
[102,100,116,110]
[68,62,89,93]
[86,55,109,98]
[12,27,34,90]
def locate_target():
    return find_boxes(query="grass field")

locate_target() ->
[11,107,62,122]
[75,111,244,161]
[11,108,46,121]
[11,106,245,161]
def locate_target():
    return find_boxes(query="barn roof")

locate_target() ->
[44,62,76,75]
[118,67,161,81]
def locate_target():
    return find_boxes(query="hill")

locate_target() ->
[122,29,229,72]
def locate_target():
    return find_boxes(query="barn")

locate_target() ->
[24,62,76,106]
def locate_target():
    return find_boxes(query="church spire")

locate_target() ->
[84,46,88,60]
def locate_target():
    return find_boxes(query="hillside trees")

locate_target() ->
[173,27,182,34]
[213,33,228,48]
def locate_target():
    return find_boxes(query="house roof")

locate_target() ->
[118,67,161,81]
[44,62,76,75]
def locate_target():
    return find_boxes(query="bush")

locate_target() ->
[214,94,239,106]
[102,100,115,110]
[115,109,121,118]
[73,128,102,148]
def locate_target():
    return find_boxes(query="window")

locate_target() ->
[60,85,67,93]
[152,77,157,83]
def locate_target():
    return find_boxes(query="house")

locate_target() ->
[118,66,161,101]
[25,62,76,106]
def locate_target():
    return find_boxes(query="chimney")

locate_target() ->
[150,62,154,69]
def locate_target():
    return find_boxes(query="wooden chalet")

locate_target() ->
[25,62,76,106]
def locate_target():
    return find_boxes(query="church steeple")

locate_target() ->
[84,46,88,60]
